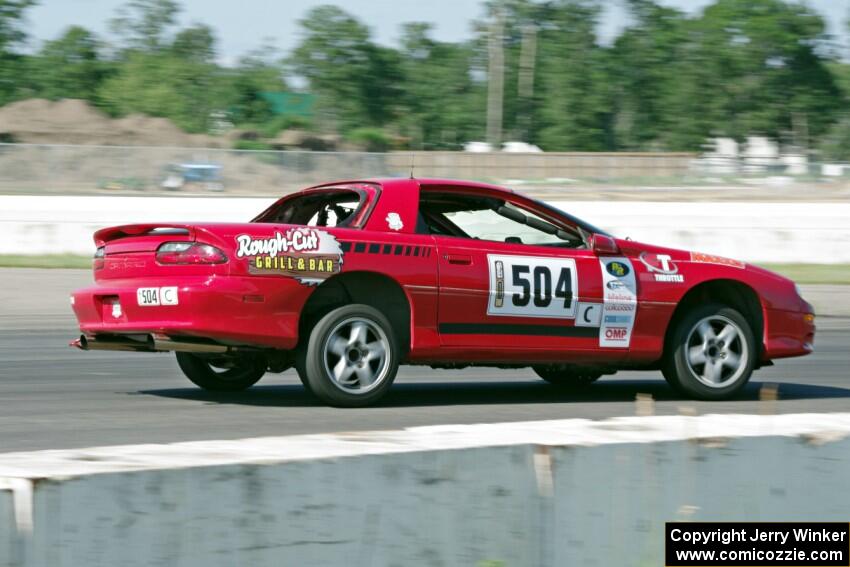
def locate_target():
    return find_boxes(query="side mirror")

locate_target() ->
[592,234,620,255]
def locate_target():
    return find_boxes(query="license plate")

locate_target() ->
[137,287,178,306]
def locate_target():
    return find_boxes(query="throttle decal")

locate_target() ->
[487,255,578,319]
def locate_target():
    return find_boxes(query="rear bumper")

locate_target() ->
[763,303,816,360]
[71,275,311,349]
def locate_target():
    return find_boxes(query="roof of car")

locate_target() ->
[307,177,516,195]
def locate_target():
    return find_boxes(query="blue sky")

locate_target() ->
[25,0,849,64]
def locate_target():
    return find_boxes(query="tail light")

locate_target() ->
[156,242,227,265]
[93,246,105,270]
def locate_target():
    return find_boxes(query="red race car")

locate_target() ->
[70,178,815,407]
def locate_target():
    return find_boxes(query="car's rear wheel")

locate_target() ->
[662,304,755,400]
[298,304,398,407]
[176,352,266,392]
[533,366,602,388]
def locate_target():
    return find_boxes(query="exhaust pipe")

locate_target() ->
[152,335,229,354]
[72,334,154,352]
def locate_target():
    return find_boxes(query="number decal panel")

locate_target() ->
[487,255,578,319]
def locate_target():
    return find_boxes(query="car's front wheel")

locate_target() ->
[297,304,399,407]
[662,304,755,400]
[176,352,266,392]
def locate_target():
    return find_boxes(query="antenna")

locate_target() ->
[409,152,415,179]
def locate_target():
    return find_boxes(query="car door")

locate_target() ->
[427,190,633,361]
[436,237,606,351]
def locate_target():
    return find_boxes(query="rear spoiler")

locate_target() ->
[94,224,195,247]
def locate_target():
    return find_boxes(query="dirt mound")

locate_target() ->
[0,99,223,147]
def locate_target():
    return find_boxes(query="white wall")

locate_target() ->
[1,413,849,566]
[2,195,848,263]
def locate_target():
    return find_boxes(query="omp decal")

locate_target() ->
[235,228,343,285]
[575,302,602,327]
[600,257,636,348]
[439,323,597,338]
[640,252,684,283]
[486,254,578,319]
[690,251,746,269]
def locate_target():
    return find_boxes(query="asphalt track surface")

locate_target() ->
[1,269,848,453]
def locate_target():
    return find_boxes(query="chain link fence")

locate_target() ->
[0,143,846,198]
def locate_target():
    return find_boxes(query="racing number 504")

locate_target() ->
[511,264,573,309]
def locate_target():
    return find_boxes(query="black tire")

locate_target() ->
[533,366,602,388]
[294,347,314,395]
[662,303,756,400]
[300,304,399,407]
[176,352,266,392]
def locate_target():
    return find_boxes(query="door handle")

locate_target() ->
[445,254,472,265]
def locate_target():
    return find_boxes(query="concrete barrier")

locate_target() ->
[1,413,848,566]
[2,195,848,263]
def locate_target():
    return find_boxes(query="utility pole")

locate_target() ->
[517,23,538,142]
[486,2,505,150]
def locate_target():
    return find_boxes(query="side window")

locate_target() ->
[254,190,363,227]
[418,192,584,247]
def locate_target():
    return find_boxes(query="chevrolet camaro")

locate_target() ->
[70,178,815,407]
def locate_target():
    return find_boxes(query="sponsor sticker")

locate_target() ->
[603,327,629,342]
[386,212,404,231]
[575,302,602,327]
[606,261,630,277]
[600,257,637,348]
[235,227,344,285]
[604,302,635,312]
[690,251,745,269]
[640,252,684,283]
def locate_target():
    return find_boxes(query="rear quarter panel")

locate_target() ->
[220,221,439,351]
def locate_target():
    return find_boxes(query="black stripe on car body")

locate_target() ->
[439,323,597,338]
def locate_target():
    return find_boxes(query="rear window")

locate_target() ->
[253,189,367,228]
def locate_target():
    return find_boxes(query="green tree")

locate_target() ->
[226,46,288,127]
[171,23,215,63]
[535,0,613,151]
[665,0,840,149]
[98,26,225,132]
[110,0,180,52]
[0,0,36,104]
[397,23,484,148]
[610,1,688,149]
[290,5,402,131]
[30,26,107,101]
